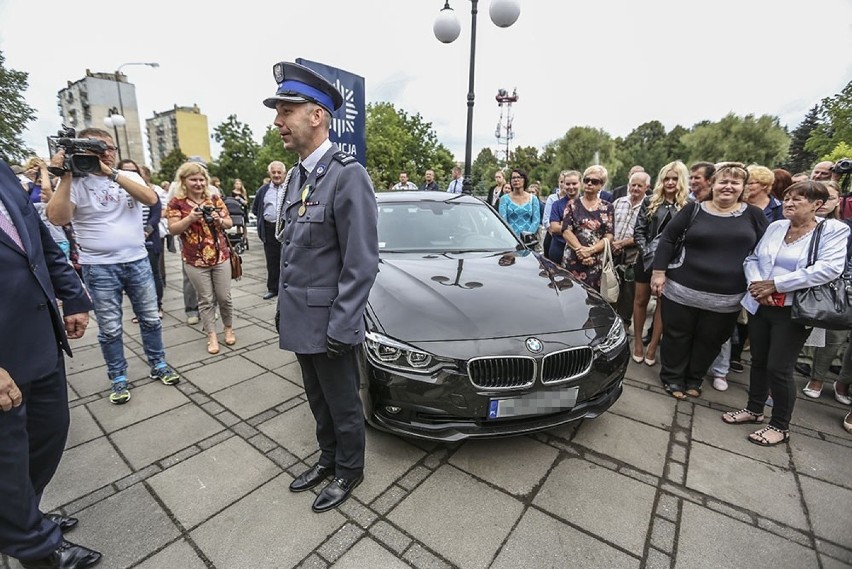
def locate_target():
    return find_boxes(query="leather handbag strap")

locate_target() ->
[806,220,826,267]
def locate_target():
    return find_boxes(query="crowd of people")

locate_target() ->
[488,158,851,447]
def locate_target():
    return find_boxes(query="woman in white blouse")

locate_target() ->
[722,181,849,446]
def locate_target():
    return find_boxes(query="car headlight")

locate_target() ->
[364,332,449,374]
[595,318,627,355]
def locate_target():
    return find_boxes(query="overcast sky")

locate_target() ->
[2,0,851,166]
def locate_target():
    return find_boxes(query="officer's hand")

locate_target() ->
[274,310,280,331]
[64,312,89,339]
[0,368,23,412]
[327,336,353,360]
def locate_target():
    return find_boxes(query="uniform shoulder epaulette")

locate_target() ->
[332,151,356,166]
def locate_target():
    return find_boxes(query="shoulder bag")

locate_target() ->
[227,241,243,280]
[791,221,852,330]
[600,238,620,304]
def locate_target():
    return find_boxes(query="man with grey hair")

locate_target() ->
[251,161,287,299]
[810,160,835,182]
[610,165,646,202]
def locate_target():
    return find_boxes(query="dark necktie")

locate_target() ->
[298,164,308,189]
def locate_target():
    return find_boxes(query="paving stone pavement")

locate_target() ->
[4,234,852,569]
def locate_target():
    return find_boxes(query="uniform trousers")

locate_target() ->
[296,350,364,479]
[0,354,68,561]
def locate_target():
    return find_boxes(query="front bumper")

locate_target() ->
[359,332,629,442]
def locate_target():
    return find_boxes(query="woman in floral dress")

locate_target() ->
[167,161,236,354]
[562,165,614,291]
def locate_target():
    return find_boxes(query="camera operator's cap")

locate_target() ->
[263,61,343,113]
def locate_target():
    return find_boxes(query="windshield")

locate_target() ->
[377,200,520,253]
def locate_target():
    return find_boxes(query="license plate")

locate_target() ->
[488,387,579,419]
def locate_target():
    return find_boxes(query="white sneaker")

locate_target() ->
[712,376,729,391]
[187,315,200,325]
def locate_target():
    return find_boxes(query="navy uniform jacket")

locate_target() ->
[277,145,379,354]
[0,160,92,383]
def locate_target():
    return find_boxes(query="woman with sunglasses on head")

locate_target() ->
[561,165,614,291]
[651,163,768,400]
[723,181,848,446]
[632,162,690,365]
[498,168,541,240]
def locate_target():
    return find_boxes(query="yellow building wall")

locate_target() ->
[175,112,212,163]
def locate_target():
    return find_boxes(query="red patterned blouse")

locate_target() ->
[167,196,231,268]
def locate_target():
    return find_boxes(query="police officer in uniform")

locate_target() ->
[263,61,379,513]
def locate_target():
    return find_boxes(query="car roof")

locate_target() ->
[375,191,482,205]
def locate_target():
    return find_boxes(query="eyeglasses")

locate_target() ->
[583,177,603,185]
[121,168,139,173]
[102,145,118,153]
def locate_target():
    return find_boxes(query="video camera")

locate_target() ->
[46,126,109,177]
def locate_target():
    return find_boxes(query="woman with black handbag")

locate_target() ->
[631,161,689,365]
[723,180,849,446]
[651,163,768,400]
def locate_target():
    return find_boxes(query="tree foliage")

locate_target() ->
[0,50,36,163]
[254,126,299,190]
[806,81,852,161]
[681,113,789,167]
[470,147,501,195]
[538,127,617,190]
[155,148,187,185]
[365,102,455,191]
[210,115,262,194]
[785,105,819,174]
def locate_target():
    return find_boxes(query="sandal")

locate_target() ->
[686,386,702,398]
[223,328,236,346]
[207,335,220,355]
[747,425,790,447]
[665,384,687,400]
[722,408,764,425]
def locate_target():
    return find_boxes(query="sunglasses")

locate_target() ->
[583,177,603,185]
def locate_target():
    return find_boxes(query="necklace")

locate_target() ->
[784,222,815,243]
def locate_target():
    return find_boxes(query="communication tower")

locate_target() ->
[495,88,518,166]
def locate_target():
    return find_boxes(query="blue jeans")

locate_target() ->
[82,258,165,381]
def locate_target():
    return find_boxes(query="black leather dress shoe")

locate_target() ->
[20,540,102,569]
[262,291,278,300]
[312,475,363,513]
[44,514,78,533]
[289,463,333,493]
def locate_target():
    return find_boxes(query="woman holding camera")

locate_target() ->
[167,161,236,354]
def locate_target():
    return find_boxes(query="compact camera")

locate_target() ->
[196,205,216,225]
[46,126,109,177]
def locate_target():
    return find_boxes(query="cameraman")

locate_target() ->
[166,161,236,355]
[46,128,181,405]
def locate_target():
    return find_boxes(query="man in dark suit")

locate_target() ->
[250,161,287,299]
[263,61,379,513]
[0,160,101,568]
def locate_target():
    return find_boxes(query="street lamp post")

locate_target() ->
[113,62,159,162]
[433,0,520,195]
[103,108,126,158]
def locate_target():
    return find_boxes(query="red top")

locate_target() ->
[167,196,231,267]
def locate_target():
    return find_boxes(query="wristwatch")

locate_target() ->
[110,168,120,182]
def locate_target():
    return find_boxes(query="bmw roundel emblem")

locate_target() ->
[525,337,543,353]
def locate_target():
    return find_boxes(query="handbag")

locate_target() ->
[228,241,243,280]
[791,221,852,330]
[600,238,620,303]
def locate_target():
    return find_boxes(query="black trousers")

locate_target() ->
[746,306,810,430]
[147,249,163,308]
[296,350,365,479]
[0,355,69,561]
[659,296,739,390]
[262,221,281,294]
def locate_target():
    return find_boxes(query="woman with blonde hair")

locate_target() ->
[167,162,236,354]
[746,165,783,222]
[631,161,689,364]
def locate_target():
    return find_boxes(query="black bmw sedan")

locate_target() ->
[359,191,629,441]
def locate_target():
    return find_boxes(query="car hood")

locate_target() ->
[368,251,615,342]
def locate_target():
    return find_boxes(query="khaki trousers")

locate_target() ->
[183,261,233,333]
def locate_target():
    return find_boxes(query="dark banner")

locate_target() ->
[296,58,366,166]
